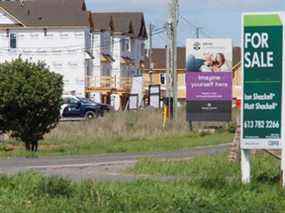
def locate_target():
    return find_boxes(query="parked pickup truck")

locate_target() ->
[61,95,111,120]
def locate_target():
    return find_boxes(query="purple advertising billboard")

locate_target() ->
[186,39,233,121]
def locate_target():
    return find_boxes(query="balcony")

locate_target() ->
[86,76,132,94]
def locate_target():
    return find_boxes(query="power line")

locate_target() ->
[153,27,166,33]
[157,33,167,44]
[151,24,167,36]
[179,15,212,38]
[152,24,167,30]
[152,29,166,36]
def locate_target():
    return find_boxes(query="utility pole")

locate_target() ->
[149,23,153,85]
[195,27,202,38]
[167,0,179,120]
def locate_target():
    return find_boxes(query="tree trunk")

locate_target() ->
[31,140,39,152]
[25,142,31,151]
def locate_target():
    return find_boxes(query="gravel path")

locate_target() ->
[0,143,230,181]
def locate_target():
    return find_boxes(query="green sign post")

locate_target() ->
[241,13,285,184]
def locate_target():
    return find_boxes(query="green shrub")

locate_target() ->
[226,122,237,133]
[0,58,63,152]
[38,176,73,198]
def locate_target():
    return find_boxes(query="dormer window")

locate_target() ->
[10,33,17,49]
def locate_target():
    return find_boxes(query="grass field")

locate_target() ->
[0,131,233,158]
[0,153,283,212]
[0,110,235,158]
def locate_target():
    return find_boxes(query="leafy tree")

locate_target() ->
[0,58,63,152]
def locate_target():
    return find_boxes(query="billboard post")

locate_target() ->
[241,12,285,185]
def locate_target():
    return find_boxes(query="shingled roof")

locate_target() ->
[0,0,90,27]
[233,47,241,66]
[145,47,186,71]
[92,12,148,39]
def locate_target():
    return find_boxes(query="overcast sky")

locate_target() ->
[86,0,285,47]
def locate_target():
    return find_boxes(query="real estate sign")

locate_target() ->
[185,39,233,121]
[241,13,285,149]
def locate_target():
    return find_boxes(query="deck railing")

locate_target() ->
[86,76,132,92]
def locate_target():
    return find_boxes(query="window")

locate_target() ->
[129,39,133,51]
[70,98,79,104]
[111,38,115,51]
[141,43,145,57]
[85,59,92,76]
[160,73,166,85]
[10,33,17,49]
[44,28,47,36]
[121,39,125,51]
[127,39,130,51]
[64,97,79,105]
[121,38,130,52]
[63,98,69,104]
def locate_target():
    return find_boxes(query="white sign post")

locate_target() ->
[241,12,285,185]
[282,13,285,187]
[241,149,251,183]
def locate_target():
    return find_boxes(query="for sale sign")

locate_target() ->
[241,13,285,149]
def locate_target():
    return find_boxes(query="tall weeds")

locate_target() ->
[45,109,190,144]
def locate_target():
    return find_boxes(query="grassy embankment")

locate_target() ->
[0,109,235,157]
[0,153,283,212]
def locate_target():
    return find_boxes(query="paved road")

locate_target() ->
[0,143,230,181]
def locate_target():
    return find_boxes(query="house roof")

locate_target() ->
[145,47,186,70]
[145,46,241,71]
[92,12,148,39]
[0,0,90,27]
[233,47,241,66]
[91,13,111,31]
